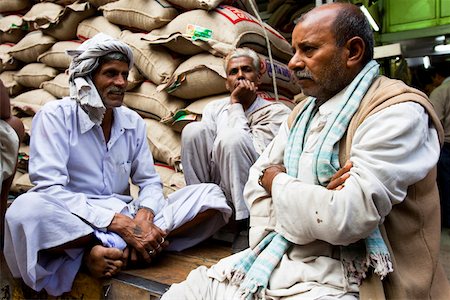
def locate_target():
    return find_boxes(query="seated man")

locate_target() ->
[3,33,232,297]
[162,3,450,299]
[0,80,24,249]
[181,47,291,251]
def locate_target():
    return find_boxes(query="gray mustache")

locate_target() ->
[107,86,125,93]
[294,70,313,80]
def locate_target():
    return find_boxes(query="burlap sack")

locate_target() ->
[14,63,59,89]
[143,118,181,167]
[43,2,96,41]
[23,2,64,29]
[0,43,20,71]
[0,15,27,44]
[259,54,301,98]
[99,0,178,32]
[143,5,293,62]
[0,0,31,14]
[120,30,182,85]
[158,52,227,99]
[8,31,56,63]
[12,172,33,194]
[37,40,82,70]
[40,72,70,98]
[161,93,225,132]
[11,89,57,116]
[256,90,295,109]
[167,0,258,16]
[77,15,122,41]
[124,81,186,120]
[87,0,119,8]
[126,66,145,91]
[0,71,24,96]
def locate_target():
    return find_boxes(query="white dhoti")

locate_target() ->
[181,122,258,220]
[4,183,231,296]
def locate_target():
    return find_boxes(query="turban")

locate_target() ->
[66,33,134,125]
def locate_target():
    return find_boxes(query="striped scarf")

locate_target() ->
[231,61,392,299]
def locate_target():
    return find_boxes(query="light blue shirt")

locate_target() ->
[28,98,165,229]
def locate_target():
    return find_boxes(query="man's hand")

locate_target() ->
[259,161,353,195]
[107,210,168,264]
[326,161,352,190]
[230,79,258,105]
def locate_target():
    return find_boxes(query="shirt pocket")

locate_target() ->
[112,161,132,193]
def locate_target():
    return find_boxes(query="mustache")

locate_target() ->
[106,86,125,93]
[294,69,313,80]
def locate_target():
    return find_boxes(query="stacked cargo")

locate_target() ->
[1,0,301,197]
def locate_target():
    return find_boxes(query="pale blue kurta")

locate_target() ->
[4,98,232,296]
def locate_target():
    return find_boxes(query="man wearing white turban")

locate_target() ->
[3,33,232,296]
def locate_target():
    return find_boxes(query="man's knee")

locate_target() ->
[6,193,49,224]
[216,129,253,152]
[4,116,25,143]
[182,122,208,144]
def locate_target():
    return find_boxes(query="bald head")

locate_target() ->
[298,3,374,65]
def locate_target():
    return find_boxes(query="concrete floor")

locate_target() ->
[440,228,450,281]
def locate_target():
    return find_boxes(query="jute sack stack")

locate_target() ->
[124,81,186,120]
[0,70,24,96]
[0,43,21,71]
[11,89,57,116]
[120,30,182,85]
[256,91,296,110]
[143,118,182,168]
[22,2,64,30]
[99,0,179,32]
[126,66,145,91]
[0,0,31,14]
[38,40,83,70]
[0,15,27,44]
[77,15,122,41]
[40,72,70,98]
[87,0,119,8]
[8,31,56,63]
[14,63,59,89]
[158,52,227,100]
[161,93,225,132]
[143,5,293,62]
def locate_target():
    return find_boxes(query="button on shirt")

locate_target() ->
[28,98,164,229]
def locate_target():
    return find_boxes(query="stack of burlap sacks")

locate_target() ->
[0,0,302,199]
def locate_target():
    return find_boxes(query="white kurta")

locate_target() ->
[4,98,232,296]
[162,92,440,299]
[182,96,291,220]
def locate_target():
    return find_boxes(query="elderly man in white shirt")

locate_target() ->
[3,33,231,297]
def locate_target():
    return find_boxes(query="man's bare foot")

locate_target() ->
[84,245,124,278]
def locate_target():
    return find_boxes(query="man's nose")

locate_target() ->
[288,54,305,71]
[115,75,127,87]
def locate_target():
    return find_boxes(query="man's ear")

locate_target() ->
[344,36,365,68]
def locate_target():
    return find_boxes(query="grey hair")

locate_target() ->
[224,47,261,73]
[97,52,130,68]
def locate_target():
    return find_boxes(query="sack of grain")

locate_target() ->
[11,89,57,115]
[0,43,21,71]
[14,63,59,89]
[43,2,96,41]
[161,93,225,132]
[256,90,295,109]
[259,54,301,98]
[143,118,181,167]
[120,30,182,85]
[143,5,293,62]
[0,15,27,44]
[87,0,119,8]
[126,66,145,91]
[23,2,64,30]
[40,72,70,98]
[99,0,178,32]
[77,15,122,41]
[0,70,24,96]
[0,0,31,14]
[124,81,186,120]
[8,31,56,63]
[158,52,227,99]
[38,40,82,70]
